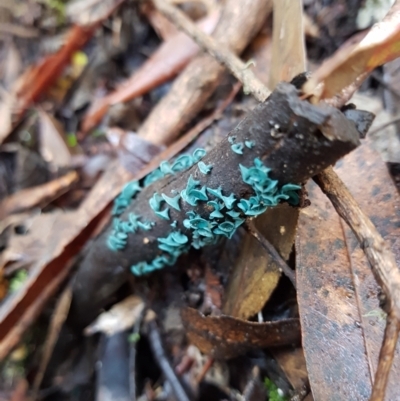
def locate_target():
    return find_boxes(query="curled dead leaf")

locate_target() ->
[84,296,145,336]
[181,307,300,359]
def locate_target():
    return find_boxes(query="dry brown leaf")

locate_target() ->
[9,378,28,401]
[223,204,298,320]
[0,0,127,145]
[271,347,309,391]
[245,30,272,85]
[0,211,73,272]
[2,41,22,89]
[143,3,180,40]
[303,0,400,102]
[66,0,126,26]
[80,10,219,133]
[38,110,73,168]
[0,160,133,360]
[269,0,306,89]
[84,295,144,336]
[181,307,300,359]
[353,92,400,163]
[296,139,400,400]
[0,90,13,144]
[105,127,163,174]
[0,171,78,219]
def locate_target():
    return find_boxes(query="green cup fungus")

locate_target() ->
[109,145,301,276]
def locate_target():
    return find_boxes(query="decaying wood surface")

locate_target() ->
[69,82,363,330]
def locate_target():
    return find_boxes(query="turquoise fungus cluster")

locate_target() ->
[108,143,301,276]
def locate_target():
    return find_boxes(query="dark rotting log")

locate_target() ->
[68,82,372,330]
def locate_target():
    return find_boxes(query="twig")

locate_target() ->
[245,220,296,288]
[242,366,263,400]
[367,115,400,136]
[370,311,400,401]
[0,171,78,219]
[134,81,242,180]
[195,357,214,383]
[152,0,270,102]
[32,285,72,395]
[371,70,400,101]
[147,313,192,401]
[128,306,145,401]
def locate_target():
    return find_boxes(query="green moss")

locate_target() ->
[9,270,28,293]
[264,378,288,401]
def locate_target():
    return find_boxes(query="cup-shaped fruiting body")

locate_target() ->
[110,148,301,275]
[106,83,363,276]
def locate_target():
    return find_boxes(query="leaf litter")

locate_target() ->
[2,0,400,400]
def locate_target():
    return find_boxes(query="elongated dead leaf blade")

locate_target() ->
[303,0,400,102]
[80,11,219,133]
[296,139,400,400]
[269,0,306,89]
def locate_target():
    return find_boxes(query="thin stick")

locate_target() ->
[152,0,271,102]
[370,311,400,401]
[32,285,72,394]
[245,220,296,288]
[368,115,400,136]
[147,315,191,401]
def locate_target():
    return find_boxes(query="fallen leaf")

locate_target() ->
[296,139,400,400]
[271,347,309,391]
[12,25,97,117]
[143,3,181,40]
[2,41,22,90]
[0,211,72,272]
[66,0,126,26]
[38,109,73,168]
[0,160,132,360]
[80,10,219,133]
[303,0,400,102]
[223,204,298,320]
[352,92,400,163]
[84,295,144,336]
[0,171,78,219]
[181,307,301,359]
[0,0,127,145]
[245,29,272,85]
[9,378,28,401]
[269,0,306,89]
[0,91,13,144]
[105,127,164,174]
[203,266,223,311]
